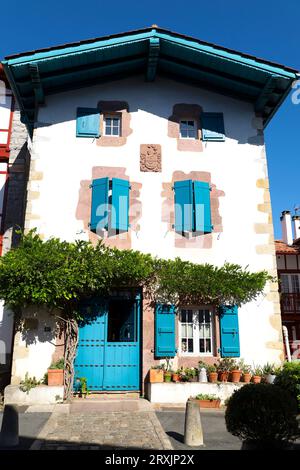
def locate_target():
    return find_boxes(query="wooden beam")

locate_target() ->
[146,37,160,81]
[28,63,45,105]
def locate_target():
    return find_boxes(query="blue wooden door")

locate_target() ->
[74,294,140,391]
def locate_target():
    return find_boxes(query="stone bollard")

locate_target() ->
[184,399,204,447]
[0,404,19,447]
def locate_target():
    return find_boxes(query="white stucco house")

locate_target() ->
[1,27,299,394]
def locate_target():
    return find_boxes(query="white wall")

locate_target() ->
[22,76,280,370]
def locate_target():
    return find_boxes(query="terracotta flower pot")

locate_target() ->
[218,371,229,382]
[149,369,164,383]
[194,399,221,409]
[47,369,64,386]
[208,372,218,383]
[242,373,252,383]
[230,370,242,383]
[172,373,180,382]
[252,375,262,384]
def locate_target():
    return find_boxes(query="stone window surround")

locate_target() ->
[96,101,132,147]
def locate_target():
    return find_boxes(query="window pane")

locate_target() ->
[204,311,210,323]
[112,127,119,136]
[181,324,186,336]
[187,324,193,337]
[181,310,187,322]
[199,338,205,353]
[199,324,204,338]
[205,338,212,353]
[188,338,193,352]
[292,275,300,293]
[113,118,119,126]
[187,121,194,127]
[182,339,187,352]
[198,310,204,323]
[187,129,196,138]
[187,310,193,323]
[281,275,290,293]
[106,118,112,125]
[181,129,188,138]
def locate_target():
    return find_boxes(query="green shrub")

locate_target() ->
[195,394,219,401]
[19,373,41,394]
[225,384,299,444]
[274,361,300,410]
[49,358,64,370]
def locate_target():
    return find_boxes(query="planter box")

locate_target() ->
[149,369,164,383]
[48,369,64,386]
[193,399,221,409]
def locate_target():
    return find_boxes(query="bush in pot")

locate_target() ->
[252,366,263,383]
[193,393,221,408]
[216,358,235,382]
[229,359,242,383]
[274,361,300,411]
[225,383,300,449]
[262,363,278,384]
[207,364,218,383]
[48,358,64,386]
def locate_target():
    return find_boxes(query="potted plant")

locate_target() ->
[262,363,277,384]
[216,358,235,382]
[172,369,181,382]
[252,366,263,383]
[149,365,164,383]
[241,363,252,383]
[185,367,198,382]
[47,358,64,386]
[193,394,221,409]
[207,364,218,383]
[164,370,172,382]
[229,359,242,383]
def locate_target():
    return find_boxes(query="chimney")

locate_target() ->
[280,210,293,245]
[292,215,300,241]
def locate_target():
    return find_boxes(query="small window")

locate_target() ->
[104,115,121,137]
[180,308,213,355]
[179,120,197,139]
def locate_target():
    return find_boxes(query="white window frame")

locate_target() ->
[179,307,214,357]
[104,114,121,137]
[179,120,197,139]
[280,273,300,293]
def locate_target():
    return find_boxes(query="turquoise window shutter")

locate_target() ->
[194,181,212,233]
[219,305,240,357]
[76,107,100,137]
[90,178,109,231]
[155,304,176,358]
[174,180,194,232]
[111,178,130,231]
[201,112,225,141]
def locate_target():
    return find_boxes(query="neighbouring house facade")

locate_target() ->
[276,211,300,359]
[2,27,299,393]
[0,64,30,389]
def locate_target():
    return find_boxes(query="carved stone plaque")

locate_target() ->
[140,144,162,172]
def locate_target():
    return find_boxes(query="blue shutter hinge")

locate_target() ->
[89,184,93,189]
[129,185,132,190]
[171,186,174,191]
[209,185,213,191]
[211,225,214,231]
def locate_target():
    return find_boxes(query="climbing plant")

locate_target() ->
[0,230,272,399]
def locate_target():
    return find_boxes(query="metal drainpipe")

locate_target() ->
[282,326,292,362]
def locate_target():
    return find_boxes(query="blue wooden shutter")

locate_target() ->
[76,108,100,137]
[194,181,212,233]
[201,112,225,141]
[90,178,109,231]
[174,180,193,232]
[219,305,240,357]
[111,178,130,231]
[155,304,176,357]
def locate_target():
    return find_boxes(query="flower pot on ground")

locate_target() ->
[47,358,64,386]
[262,363,279,384]
[193,394,221,408]
[241,362,252,383]
[149,367,164,383]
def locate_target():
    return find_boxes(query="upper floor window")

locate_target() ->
[104,115,121,137]
[281,274,300,293]
[180,308,214,356]
[179,120,197,139]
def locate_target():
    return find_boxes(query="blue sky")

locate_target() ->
[1,0,299,239]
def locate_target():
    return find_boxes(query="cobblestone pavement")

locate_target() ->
[31,401,173,450]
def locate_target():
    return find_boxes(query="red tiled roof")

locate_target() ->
[275,240,300,254]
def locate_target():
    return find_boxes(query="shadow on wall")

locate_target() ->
[35,75,263,146]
